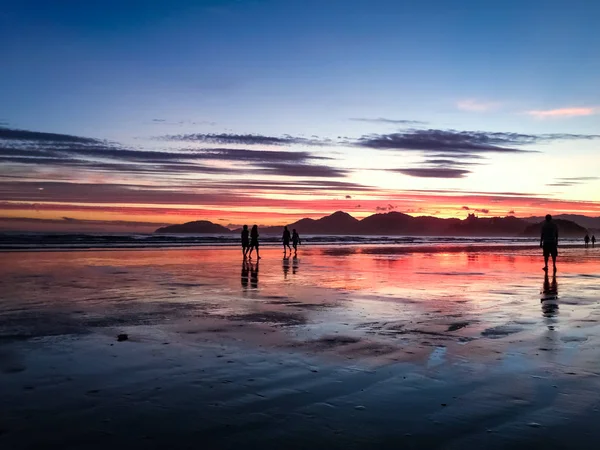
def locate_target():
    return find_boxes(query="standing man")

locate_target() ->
[282,226,292,255]
[584,234,590,248]
[241,225,250,258]
[540,214,559,273]
[292,229,301,256]
[592,235,596,248]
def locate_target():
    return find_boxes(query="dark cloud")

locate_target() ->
[508,210,515,215]
[158,133,329,146]
[356,129,600,155]
[547,176,598,187]
[462,206,470,210]
[1,125,343,180]
[349,118,427,125]
[375,204,396,212]
[392,168,471,178]
[345,195,352,199]
[257,163,348,178]
[0,126,100,145]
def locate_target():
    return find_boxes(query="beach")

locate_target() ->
[2,245,600,449]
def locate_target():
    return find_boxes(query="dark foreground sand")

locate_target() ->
[1,245,600,449]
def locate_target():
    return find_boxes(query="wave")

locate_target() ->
[0,232,585,251]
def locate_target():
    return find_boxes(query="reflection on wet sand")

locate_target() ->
[541,272,559,317]
[2,246,600,449]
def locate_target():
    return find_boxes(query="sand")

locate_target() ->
[1,245,600,449]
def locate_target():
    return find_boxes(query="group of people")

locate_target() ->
[240,225,302,259]
[584,233,596,248]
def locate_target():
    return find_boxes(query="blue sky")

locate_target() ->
[1,0,599,230]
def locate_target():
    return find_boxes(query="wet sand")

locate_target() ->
[1,245,600,449]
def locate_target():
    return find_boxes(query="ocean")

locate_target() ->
[0,232,585,251]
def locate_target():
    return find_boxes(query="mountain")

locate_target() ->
[263,211,360,234]
[155,212,599,237]
[522,219,588,238]
[525,214,600,231]
[155,221,233,234]
[445,215,528,236]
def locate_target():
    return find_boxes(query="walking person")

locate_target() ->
[282,226,292,255]
[241,225,250,258]
[292,229,301,256]
[540,214,559,273]
[248,225,261,260]
[584,233,590,248]
[592,235,596,248]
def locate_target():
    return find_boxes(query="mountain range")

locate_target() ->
[155,211,594,237]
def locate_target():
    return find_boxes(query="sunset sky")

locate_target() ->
[1,0,599,232]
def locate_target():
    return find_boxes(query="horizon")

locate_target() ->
[2,0,600,233]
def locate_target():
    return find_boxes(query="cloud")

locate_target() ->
[345,195,352,199]
[508,210,515,215]
[462,206,470,210]
[356,129,532,154]
[158,133,329,146]
[0,126,101,145]
[526,107,597,119]
[547,176,598,187]
[257,163,348,178]
[356,129,600,156]
[1,125,345,180]
[349,118,427,125]
[392,168,471,178]
[376,204,396,212]
[457,99,501,112]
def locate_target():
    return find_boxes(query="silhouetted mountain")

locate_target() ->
[445,214,528,236]
[525,214,600,231]
[155,221,232,234]
[522,219,587,237]
[156,211,598,237]
[357,211,413,234]
[263,211,360,234]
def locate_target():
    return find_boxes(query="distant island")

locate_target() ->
[155,211,593,237]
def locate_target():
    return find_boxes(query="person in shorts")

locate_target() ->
[540,214,558,272]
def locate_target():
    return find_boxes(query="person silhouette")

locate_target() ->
[292,229,301,256]
[248,225,261,260]
[250,261,259,289]
[241,225,250,258]
[584,234,590,248]
[241,260,249,289]
[540,214,558,272]
[282,226,292,255]
[593,235,597,248]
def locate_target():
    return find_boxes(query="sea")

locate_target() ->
[0,232,584,251]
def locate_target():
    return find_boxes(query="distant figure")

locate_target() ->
[248,225,261,260]
[593,235,596,248]
[584,233,590,248]
[241,225,250,258]
[282,226,292,255]
[250,261,259,289]
[292,229,301,256]
[540,214,559,272]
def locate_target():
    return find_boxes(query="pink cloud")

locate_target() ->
[526,107,597,118]
[456,99,501,112]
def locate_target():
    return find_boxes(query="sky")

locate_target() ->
[1,0,600,232]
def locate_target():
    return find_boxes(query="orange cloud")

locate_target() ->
[526,107,597,118]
